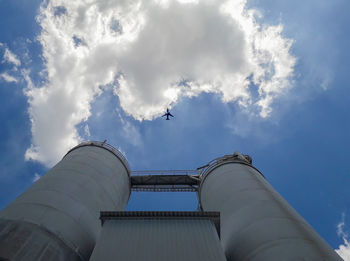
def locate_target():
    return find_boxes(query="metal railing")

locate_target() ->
[131,185,198,192]
[198,153,250,178]
[131,170,199,176]
[197,153,264,180]
[130,170,200,192]
[65,142,261,191]
[65,140,131,174]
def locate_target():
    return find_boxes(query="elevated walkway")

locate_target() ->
[130,153,255,192]
[130,170,200,192]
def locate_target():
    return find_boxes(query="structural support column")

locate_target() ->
[0,141,131,261]
[199,152,342,261]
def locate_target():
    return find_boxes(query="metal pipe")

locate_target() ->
[199,152,342,261]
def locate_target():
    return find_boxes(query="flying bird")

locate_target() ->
[162,108,174,120]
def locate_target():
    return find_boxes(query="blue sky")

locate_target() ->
[0,0,349,257]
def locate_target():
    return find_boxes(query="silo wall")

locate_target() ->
[0,141,130,261]
[199,153,342,261]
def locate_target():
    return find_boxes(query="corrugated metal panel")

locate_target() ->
[199,154,343,261]
[90,219,226,261]
[99,211,221,236]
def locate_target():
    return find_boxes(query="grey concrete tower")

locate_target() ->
[199,152,342,261]
[0,141,130,261]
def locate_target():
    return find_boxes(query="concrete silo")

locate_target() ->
[0,141,343,261]
[199,152,342,261]
[0,141,130,261]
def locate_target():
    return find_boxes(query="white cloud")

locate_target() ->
[84,124,91,137]
[116,109,142,147]
[32,173,41,182]
[25,0,295,166]
[0,44,20,84]
[336,213,350,260]
[320,72,333,91]
[0,72,18,83]
[3,47,21,67]
[336,239,350,260]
